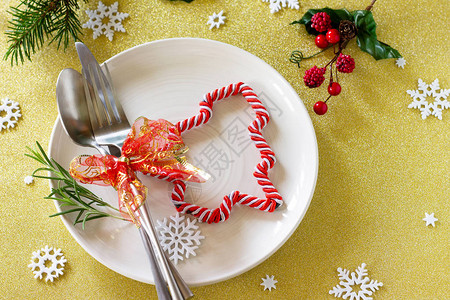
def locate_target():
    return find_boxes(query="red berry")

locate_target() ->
[328,82,341,96]
[303,66,326,88]
[315,34,329,49]
[336,53,355,73]
[326,29,340,44]
[313,101,328,115]
[311,12,332,33]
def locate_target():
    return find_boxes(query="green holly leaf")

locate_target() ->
[352,10,401,60]
[291,7,353,35]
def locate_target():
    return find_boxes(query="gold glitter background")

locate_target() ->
[0,0,449,299]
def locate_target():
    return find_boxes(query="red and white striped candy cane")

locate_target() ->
[172,82,283,223]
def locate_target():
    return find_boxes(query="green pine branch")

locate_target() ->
[4,0,88,66]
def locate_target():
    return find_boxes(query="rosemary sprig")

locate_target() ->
[26,141,125,228]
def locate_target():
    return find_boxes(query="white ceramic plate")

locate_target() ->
[49,38,318,286]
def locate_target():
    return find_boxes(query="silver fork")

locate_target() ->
[81,55,192,300]
[83,63,130,153]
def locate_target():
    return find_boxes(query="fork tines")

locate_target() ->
[82,62,125,129]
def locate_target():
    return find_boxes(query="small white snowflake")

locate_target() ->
[24,175,34,185]
[395,57,406,69]
[0,97,21,131]
[423,212,438,227]
[156,212,205,265]
[262,0,299,13]
[207,10,226,30]
[28,246,67,282]
[407,79,450,120]
[261,274,278,291]
[83,1,129,41]
[329,263,383,300]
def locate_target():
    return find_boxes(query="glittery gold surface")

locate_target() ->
[1,0,449,299]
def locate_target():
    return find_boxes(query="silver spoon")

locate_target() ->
[55,68,108,156]
[56,68,172,299]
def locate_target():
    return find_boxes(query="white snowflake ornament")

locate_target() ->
[407,79,450,120]
[395,57,406,69]
[262,0,299,14]
[207,11,226,30]
[423,212,438,227]
[28,246,67,282]
[156,212,205,265]
[0,97,21,131]
[24,175,34,185]
[261,275,278,291]
[329,263,383,300]
[83,1,129,41]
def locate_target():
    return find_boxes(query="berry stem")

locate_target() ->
[339,40,350,51]
[324,95,332,103]
[335,63,339,82]
[290,47,332,68]
[365,0,377,11]
[324,40,350,69]
[324,51,339,68]
[329,64,334,83]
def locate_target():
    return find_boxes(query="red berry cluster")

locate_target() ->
[303,12,356,115]
[304,66,326,88]
[311,12,331,32]
[336,54,355,73]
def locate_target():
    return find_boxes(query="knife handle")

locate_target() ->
[138,228,172,300]
[130,183,193,300]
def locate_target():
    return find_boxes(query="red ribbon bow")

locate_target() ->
[70,117,209,224]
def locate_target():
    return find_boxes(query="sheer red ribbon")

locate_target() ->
[69,117,208,225]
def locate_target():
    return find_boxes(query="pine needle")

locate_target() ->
[4,0,88,65]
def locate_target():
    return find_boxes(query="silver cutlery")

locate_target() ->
[55,68,107,156]
[76,42,193,300]
[56,68,170,300]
